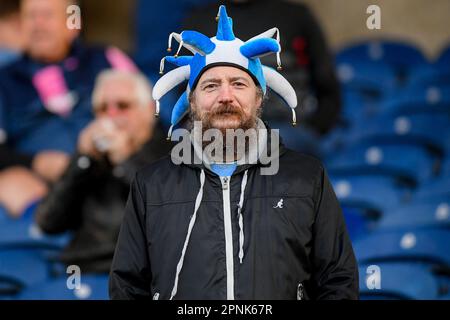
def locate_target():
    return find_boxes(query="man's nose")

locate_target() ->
[31,13,48,27]
[106,105,120,117]
[217,84,234,103]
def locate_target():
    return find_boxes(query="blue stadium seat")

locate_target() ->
[335,40,427,89]
[342,206,370,241]
[320,125,352,158]
[434,271,450,300]
[341,89,367,122]
[439,292,450,300]
[388,84,450,108]
[377,199,450,230]
[326,142,436,186]
[337,62,397,94]
[359,262,440,300]
[414,175,450,201]
[340,87,384,126]
[271,122,322,157]
[380,86,450,115]
[0,214,71,250]
[0,206,8,224]
[436,44,450,70]
[347,112,450,155]
[0,248,52,295]
[406,64,450,88]
[336,40,426,67]
[18,274,109,300]
[353,228,450,266]
[443,158,450,176]
[330,174,407,217]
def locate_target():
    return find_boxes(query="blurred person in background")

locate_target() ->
[0,0,136,217]
[182,0,341,155]
[35,70,171,274]
[0,0,25,68]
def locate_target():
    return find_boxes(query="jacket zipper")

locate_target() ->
[220,176,235,300]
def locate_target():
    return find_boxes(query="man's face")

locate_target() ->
[21,0,78,62]
[94,78,153,141]
[190,66,262,134]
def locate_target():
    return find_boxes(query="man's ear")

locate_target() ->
[149,100,156,111]
[255,89,263,109]
[147,101,156,120]
[188,90,195,105]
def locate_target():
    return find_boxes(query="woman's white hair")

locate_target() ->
[92,69,153,110]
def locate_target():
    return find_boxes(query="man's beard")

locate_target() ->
[190,102,261,160]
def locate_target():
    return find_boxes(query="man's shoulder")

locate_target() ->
[283,148,324,167]
[75,43,109,66]
[279,148,325,179]
[269,149,328,199]
[0,55,26,80]
[134,154,180,183]
[0,57,34,101]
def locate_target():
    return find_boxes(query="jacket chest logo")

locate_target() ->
[273,199,284,209]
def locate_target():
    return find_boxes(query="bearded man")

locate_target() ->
[109,5,358,300]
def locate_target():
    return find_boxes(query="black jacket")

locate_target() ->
[35,124,172,273]
[109,129,358,300]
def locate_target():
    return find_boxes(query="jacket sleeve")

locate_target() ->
[109,173,152,300]
[34,154,92,234]
[0,90,34,170]
[0,143,34,170]
[309,166,359,300]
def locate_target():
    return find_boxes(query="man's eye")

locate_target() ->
[233,82,246,87]
[204,84,217,90]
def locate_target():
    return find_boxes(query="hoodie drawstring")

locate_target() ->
[170,169,205,300]
[237,170,248,264]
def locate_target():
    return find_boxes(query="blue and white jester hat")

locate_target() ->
[152,5,298,139]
